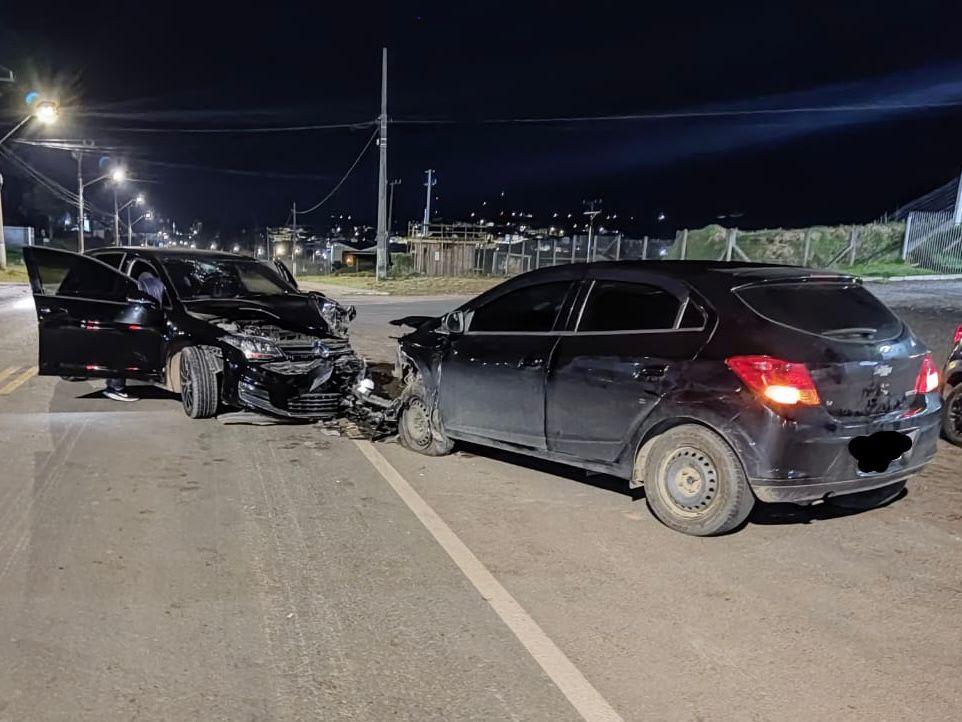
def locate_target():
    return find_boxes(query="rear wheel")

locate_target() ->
[942,384,962,447]
[643,425,754,536]
[398,379,454,456]
[180,347,219,419]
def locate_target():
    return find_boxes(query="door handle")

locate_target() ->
[518,355,546,369]
[633,364,667,380]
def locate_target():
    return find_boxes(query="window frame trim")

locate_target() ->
[463,280,579,335]
[572,277,707,335]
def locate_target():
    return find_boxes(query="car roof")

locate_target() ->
[514,260,854,287]
[89,247,255,262]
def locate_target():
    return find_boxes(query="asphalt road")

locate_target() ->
[1,280,961,722]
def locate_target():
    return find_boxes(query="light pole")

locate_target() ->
[583,199,602,262]
[387,178,401,235]
[0,100,59,268]
[75,164,124,253]
[128,210,153,246]
[117,193,145,245]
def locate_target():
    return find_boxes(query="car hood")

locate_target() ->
[184,294,332,336]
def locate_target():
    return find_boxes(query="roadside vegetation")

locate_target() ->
[298,272,501,296]
[0,249,29,283]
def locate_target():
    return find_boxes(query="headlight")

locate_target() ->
[222,335,284,361]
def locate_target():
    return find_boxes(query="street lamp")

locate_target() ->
[128,209,153,246]
[117,193,146,244]
[0,99,59,268]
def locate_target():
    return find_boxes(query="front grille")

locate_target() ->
[277,337,354,361]
[287,392,342,417]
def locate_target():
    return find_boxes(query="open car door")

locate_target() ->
[23,247,166,380]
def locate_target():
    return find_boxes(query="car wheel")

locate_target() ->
[398,379,454,456]
[942,384,962,447]
[826,480,906,511]
[643,424,754,536]
[180,347,219,419]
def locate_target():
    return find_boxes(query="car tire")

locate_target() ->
[941,384,962,447]
[825,480,906,511]
[398,378,454,456]
[180,347,219,419]
[643,424,754,536]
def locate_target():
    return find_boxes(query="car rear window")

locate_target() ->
[735,282,902,340]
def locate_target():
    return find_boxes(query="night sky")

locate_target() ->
[3,1,962,237]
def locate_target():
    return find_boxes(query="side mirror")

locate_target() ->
[126,290,159,309]
[442,311,465,335]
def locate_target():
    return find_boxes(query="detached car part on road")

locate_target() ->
[22,246,390,428]
[392,262,943,536]
[941,324,962,446]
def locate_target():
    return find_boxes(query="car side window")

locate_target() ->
[578,281,680,332]
[469,281,571,333]
[93,252,125,269]
[57,257,134,301]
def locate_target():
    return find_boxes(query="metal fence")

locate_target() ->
[903,211,962,274]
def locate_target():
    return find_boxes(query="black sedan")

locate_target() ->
[392,262,943,536]
[22,246,372,421]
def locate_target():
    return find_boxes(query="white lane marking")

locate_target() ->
[354,440,625,722]
[0,366,37,395]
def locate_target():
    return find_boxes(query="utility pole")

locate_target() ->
[0,173,6,269]
[127,206,133,245]
[422,169,437,236]
[387,178,401,235]
[291,202,298,277]
[583,199,602,262]
[113,188,120,246]
[75,152,85,253]
[375,47,389,281]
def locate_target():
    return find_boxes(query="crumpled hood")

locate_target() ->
[185,294,331,336]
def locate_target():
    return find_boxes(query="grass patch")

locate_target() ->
[298,274,502,296]
[846,261,940,278]
[0,261,29,283]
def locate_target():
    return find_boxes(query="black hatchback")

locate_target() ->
[392,262,942,536]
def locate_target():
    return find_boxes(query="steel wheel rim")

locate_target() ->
[181,358,194,411]
[404,398,433,448]
[658,446,719,517]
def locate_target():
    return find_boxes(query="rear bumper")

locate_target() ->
[747,407,941,504]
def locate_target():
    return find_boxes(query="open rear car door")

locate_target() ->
[23,247,166,380]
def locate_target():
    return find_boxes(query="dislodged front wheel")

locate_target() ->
[643,425,754,536]
[398,379,454,456]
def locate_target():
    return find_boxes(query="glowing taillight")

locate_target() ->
[726,355,821,408]
[954,325,962,345]
[914,354,941,394]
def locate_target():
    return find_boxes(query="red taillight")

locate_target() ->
[726,355,821,408]
[954,325,962,345]
[914,354,940,394]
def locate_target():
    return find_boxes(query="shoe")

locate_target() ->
[103,389,138,402]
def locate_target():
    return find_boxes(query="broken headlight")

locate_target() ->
[222,335,284,361]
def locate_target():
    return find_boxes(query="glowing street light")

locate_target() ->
[34,100,59,125]
[111,167,126,183]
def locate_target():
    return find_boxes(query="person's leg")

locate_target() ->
[103,378,137,402]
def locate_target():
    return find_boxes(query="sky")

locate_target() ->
[3,1,962,237]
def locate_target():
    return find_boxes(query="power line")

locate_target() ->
[298,128,378,215]
[391,99,962,126]
[98,120,376,135]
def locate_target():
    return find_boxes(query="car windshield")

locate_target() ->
[161,257,293,300]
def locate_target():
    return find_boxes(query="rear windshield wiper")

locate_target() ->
[822,327,878,337]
